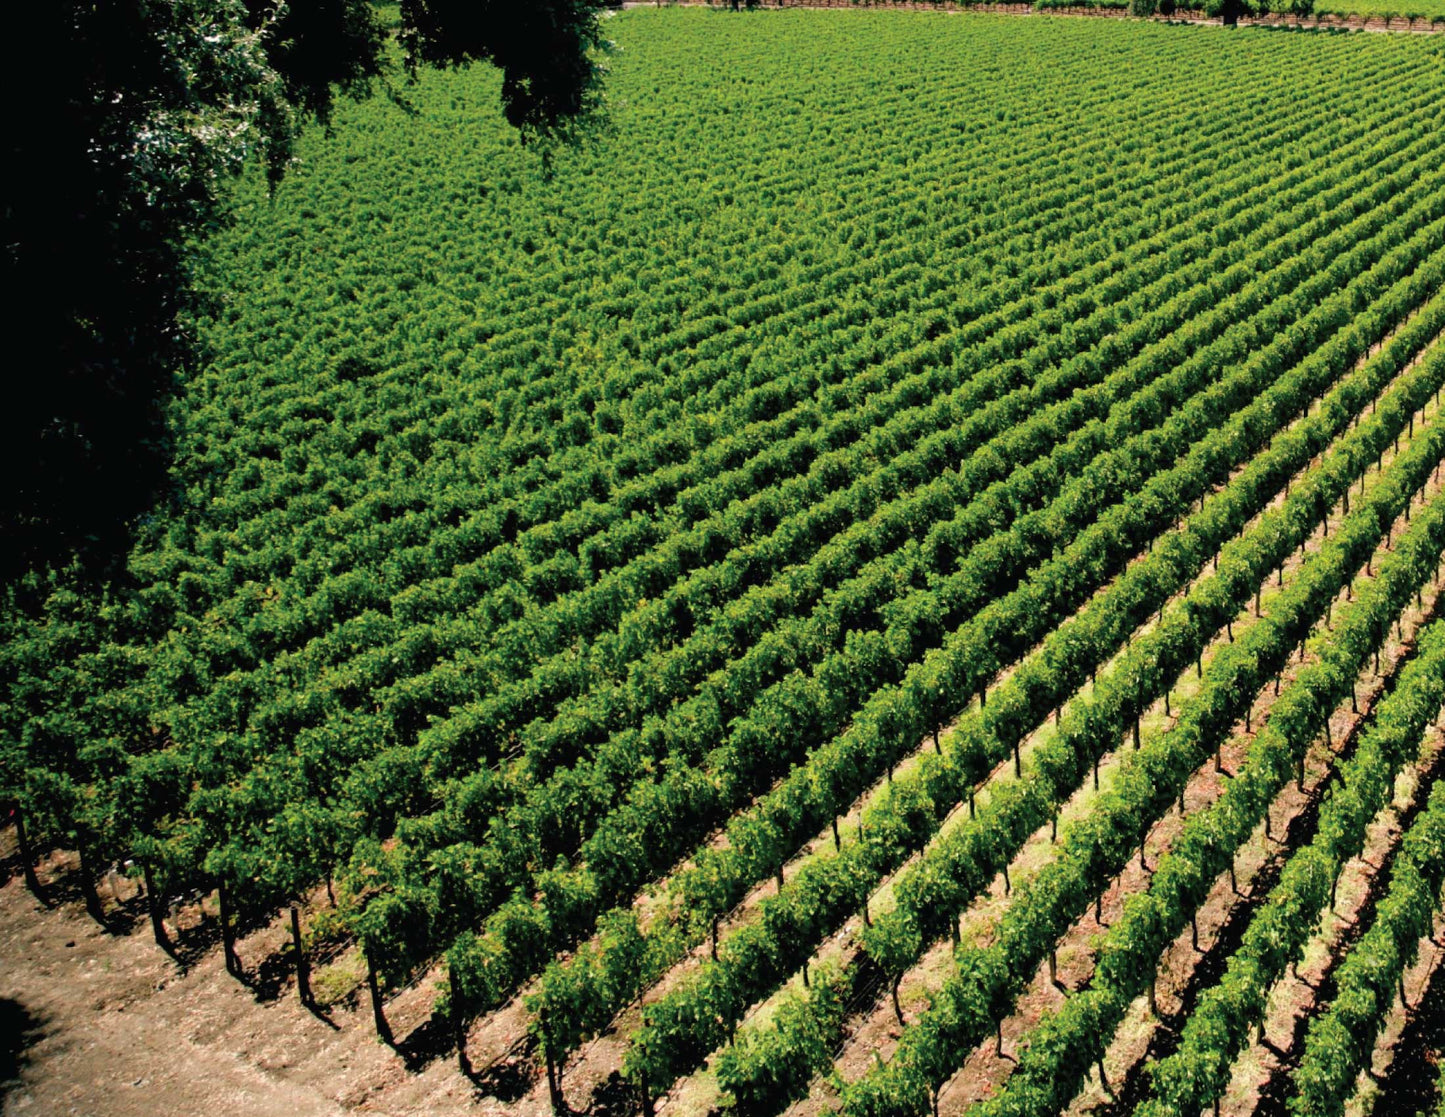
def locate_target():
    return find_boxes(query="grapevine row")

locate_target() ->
[834,325,1445,1117]
[708,302,1445,1116]
[969,567,1445,1117]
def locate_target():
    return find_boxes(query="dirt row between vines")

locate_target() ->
[955,438,1445,1117]
[1234,719,1444,1117]
[979,489,1445,1114]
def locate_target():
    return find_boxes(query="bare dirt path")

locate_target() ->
[0,848,491,1117]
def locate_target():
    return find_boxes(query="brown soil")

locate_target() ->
[0,851,492,1117]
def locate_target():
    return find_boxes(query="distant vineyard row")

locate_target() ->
[698,0,1445,27]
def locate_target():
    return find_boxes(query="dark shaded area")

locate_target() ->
[1372,947,1445,1117]
[0,829,59,900]
[400,0,610,142]
[2,3,200,582]
[592,1069,644,1117]
[161,900,225,974]
[240,940,302,1004]
[842,951,890,1029]
[468,1034,539,1103]
[91,884,153,939]
[395,1010,456,1073]
[0,0,322,583]
[0,999,46,1104]
[243,0,386,124]
[0,0,607,584]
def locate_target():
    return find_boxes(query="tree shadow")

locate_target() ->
[167,912,224,973]
[842,952,888,1025]
[100,888,151,937]
[0,840,47,895]
[590,1070,641,1117]
[467,1036,538,1103]
[30,868,85,913]
[306,1000,342,1030]
[394,1011,455,1073]
[0,999,46,1104]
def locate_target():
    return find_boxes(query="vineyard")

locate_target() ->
[2,9,1445,1117]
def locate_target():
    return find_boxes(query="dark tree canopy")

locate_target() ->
[1,0,609,582]
[246,0,389,124]
[401,0,611,140]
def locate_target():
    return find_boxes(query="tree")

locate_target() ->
[1199,0,1247,21]
[400,0,610,141]
[2,0,610,580]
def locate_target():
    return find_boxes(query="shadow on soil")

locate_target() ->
[591,1070,643,1117]
[1370,947,1445,1116]
[467,1035,538,1103]
[393,1011,457,1074]
[0,998,46,1104]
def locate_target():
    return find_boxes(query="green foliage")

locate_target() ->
[485,145,1445,1064]
[3,14,1445,1101]
[840,348,1445,1117]
[715,964,849,1117]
